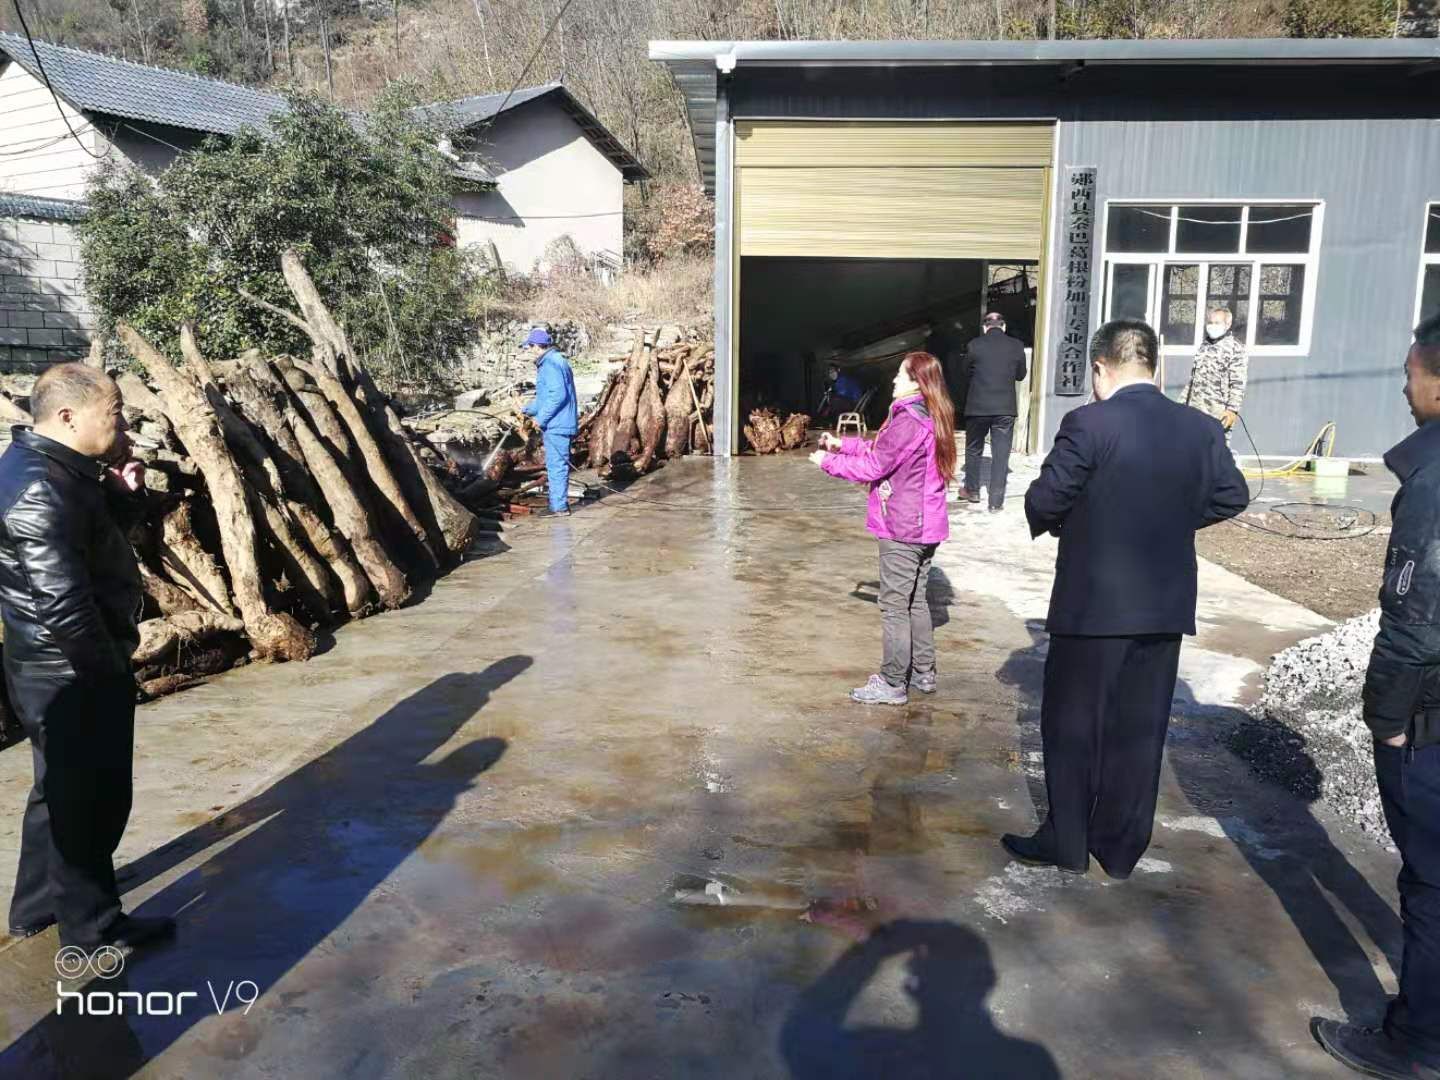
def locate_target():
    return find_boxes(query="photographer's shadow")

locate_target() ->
[780,919,1058,1079]
[0,657,529,1079]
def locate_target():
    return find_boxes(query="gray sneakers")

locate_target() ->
[911,670,937,695]
[851,674,908,706]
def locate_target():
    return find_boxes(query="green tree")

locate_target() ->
[78,86,478,392]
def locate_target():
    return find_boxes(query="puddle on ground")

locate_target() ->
[418,822,659,900]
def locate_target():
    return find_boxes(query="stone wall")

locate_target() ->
[0,215,93,371]
[461,319,590,389]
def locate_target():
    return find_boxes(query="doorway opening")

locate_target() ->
[738,257,1040,442]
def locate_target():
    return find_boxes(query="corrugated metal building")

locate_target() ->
[651,39,1440,460]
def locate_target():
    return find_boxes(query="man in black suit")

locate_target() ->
[1002,320,1248,879]
[960,313,1027,512]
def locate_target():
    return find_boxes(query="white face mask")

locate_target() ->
[1205,323,1228,341]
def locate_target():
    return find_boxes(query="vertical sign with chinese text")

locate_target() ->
[1054,167,1096,396]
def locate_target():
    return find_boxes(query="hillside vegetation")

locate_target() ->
[3,0,1435,205]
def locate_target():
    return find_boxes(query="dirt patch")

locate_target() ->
[1196,514,1389,621]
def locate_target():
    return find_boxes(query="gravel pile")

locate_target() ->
[1226,609,1392,842]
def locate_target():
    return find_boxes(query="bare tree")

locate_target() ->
[130,0,152,63]
[319,0,334,97]
[282,0,295,77]
[261,0,275,72]
[470,0,496,87]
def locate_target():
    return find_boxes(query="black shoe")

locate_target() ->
[6,918,54,940]
[1311,1018,1440,1079]
[1001,833,1088,875]
[102,914,177,954]
[533,507,570,519]
[1092,855,1132,882]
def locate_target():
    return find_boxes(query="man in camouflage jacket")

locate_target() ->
[1183,307,1248,442]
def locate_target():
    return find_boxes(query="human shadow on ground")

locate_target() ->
[849,564,956,631]
[994,623,1400,1026]
[994,619,1050,822]
[1167,694,1401,1023]
[779,918,1059,1079]
[0,657,529,1079]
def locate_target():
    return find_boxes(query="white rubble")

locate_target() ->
[1229,609,1391,842]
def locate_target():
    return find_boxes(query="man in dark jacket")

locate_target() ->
[521,327,579,517]
[1002,320,1248,879]
[960,313,1027,512]
[3,363,173,952]
[1312,311,1440,1080]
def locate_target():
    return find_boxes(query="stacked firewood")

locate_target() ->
[431,413,553,519]
[743,409,811,455]
[101,249,478,699]
[577,330,716,476]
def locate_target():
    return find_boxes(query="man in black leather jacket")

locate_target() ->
[2,363,173,953]
[1313,312,1440,1079]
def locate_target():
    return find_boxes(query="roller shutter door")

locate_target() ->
[735,121,1053,260]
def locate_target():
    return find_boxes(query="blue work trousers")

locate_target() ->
[543,430,573,512]
[1377,739,1440,1063]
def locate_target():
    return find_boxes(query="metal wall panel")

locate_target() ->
[705,63,1440,457]
[1045,115,1440,459]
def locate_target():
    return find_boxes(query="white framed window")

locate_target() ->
[1100,200,1323,355]
[1417,203,1440,328]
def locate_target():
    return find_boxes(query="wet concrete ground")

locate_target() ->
[1242,461,1397,517]
[0,455,1402,1079]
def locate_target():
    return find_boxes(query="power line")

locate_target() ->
[8,0,105,160]
[0,127,92,156]
[476,0,579,135]
[465,209,623,221]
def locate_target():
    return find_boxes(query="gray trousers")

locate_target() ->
[878,539,938,687]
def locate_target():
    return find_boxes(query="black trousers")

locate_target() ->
[1038,634,1182,875]
[8,667,134,947]
[963,415,1015,510]
[1376,739,1440,1062]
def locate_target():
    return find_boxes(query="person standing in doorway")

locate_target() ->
[521,327,578,517]
[1312,312,1440,1080]
[819,363,864,422]
[959,313,1026,512]
[1183,307,1249,442]
[809,352,956,706]
[4,363,175,953]
[1002,321,1247,878]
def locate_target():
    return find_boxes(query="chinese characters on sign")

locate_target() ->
[1054,167,1097,396]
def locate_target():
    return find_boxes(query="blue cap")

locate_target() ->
[523,328,552,348]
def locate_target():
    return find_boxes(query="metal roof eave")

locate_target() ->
[650,37,1440,193]
[649,37,1440,66]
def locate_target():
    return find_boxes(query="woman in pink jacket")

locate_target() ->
[810,351,956,705]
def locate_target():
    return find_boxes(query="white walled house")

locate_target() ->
[425,84,646,275]
[0,34,644,369]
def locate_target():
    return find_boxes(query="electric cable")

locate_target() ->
[8,1,105,160]
[1227,410,1380,541]
[474,0,579,136]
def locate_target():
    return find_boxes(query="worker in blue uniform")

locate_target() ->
[521,327,578,517]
